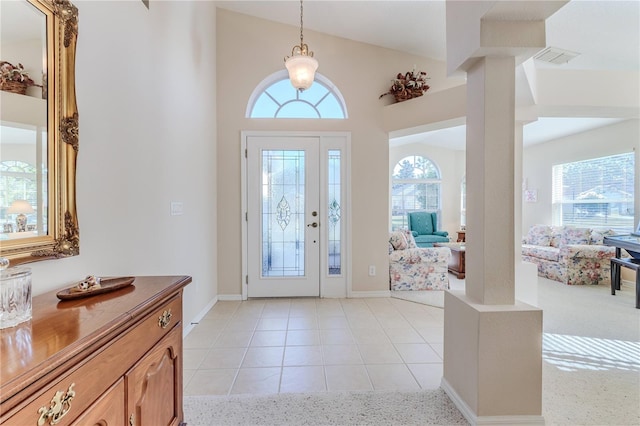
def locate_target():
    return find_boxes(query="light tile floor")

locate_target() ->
[183,297,445,395]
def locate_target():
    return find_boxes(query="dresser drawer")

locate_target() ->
[128,293,183,355]
[3,294,182,425]
[70,378,125,426]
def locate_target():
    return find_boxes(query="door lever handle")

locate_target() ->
[307,222,318,228]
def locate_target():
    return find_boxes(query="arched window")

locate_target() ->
[247,70,347,119]
[391,155,442,230]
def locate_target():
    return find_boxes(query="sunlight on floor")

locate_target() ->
[543,333,640,372]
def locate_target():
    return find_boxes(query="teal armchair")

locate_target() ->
[407,212,449,247]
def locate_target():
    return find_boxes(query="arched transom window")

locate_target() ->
[247,71,347,119]
[391,155,442,230]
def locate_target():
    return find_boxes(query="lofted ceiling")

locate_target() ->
[217,0,639,148]
[216,1,639,70]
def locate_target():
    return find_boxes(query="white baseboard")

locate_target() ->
[183,296,218,337]
[441,378,545,426]
[224,291,394,299]
[218,294,243,301]
[349,290,390,298]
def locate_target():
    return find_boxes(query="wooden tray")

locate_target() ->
[56,277,135,300]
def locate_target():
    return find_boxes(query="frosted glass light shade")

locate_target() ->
[285,54,318,91]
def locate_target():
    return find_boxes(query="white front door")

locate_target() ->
[247,136,321,297]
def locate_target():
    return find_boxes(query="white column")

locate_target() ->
[442,56,543,423]
[465,56,516,305]
[441,1,568,423]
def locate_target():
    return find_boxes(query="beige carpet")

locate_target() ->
[184,389,468,425]
[536,278,640,425]
[393,276,640,425]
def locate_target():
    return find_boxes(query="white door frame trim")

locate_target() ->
[241,131,352,300]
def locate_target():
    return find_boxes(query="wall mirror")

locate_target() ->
[0,0,79,265]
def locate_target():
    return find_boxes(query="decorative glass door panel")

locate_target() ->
[262,150,305,277]
[247,137,319,297]
[327,149,341,275]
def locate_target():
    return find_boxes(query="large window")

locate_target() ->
[391,155,441,230]
[552,152,635,232]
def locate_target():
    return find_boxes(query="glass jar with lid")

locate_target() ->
[0,258,32,329]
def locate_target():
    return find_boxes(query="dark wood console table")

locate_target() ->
[0,275,191,425]
[434,242,465,279]
[603,235,640,309]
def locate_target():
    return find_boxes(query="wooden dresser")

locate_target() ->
[0,275,191,426]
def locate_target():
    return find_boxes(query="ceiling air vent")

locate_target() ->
[534,47,579,65]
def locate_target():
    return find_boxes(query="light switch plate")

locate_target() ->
[170,202,183,216]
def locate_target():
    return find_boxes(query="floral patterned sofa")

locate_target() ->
[389,230,451,291]
[522,225,616,285]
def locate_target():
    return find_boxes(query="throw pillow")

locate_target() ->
[561,227,591,245]
[401,229,418,248]
[550,226,564,247]
[590,228,616,245]
[526,225,552,246]
[389,232,408,250]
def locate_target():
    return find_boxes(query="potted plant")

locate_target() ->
[0,61,40,95]
[379,68,430,103]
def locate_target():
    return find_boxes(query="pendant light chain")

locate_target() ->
[299,0,304,47]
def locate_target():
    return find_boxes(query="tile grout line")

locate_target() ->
[186,297,447,395]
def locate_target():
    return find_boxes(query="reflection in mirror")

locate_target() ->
[0,0,79,265]
[1,1,47,242]
[2,128,48,236]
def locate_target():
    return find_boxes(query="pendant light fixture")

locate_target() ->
[284,0,318,91]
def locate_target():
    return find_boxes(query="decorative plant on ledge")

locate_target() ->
[379,68,430,103]
[0,61,40,95]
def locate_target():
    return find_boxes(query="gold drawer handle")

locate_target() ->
[158,309,172,329]
[37,383,76,425]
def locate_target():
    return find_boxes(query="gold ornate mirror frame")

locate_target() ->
[1,0,79,265]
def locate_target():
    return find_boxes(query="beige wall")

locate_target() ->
[216,9,462,295]
[522,119,640,234]
[20,0,218,326]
